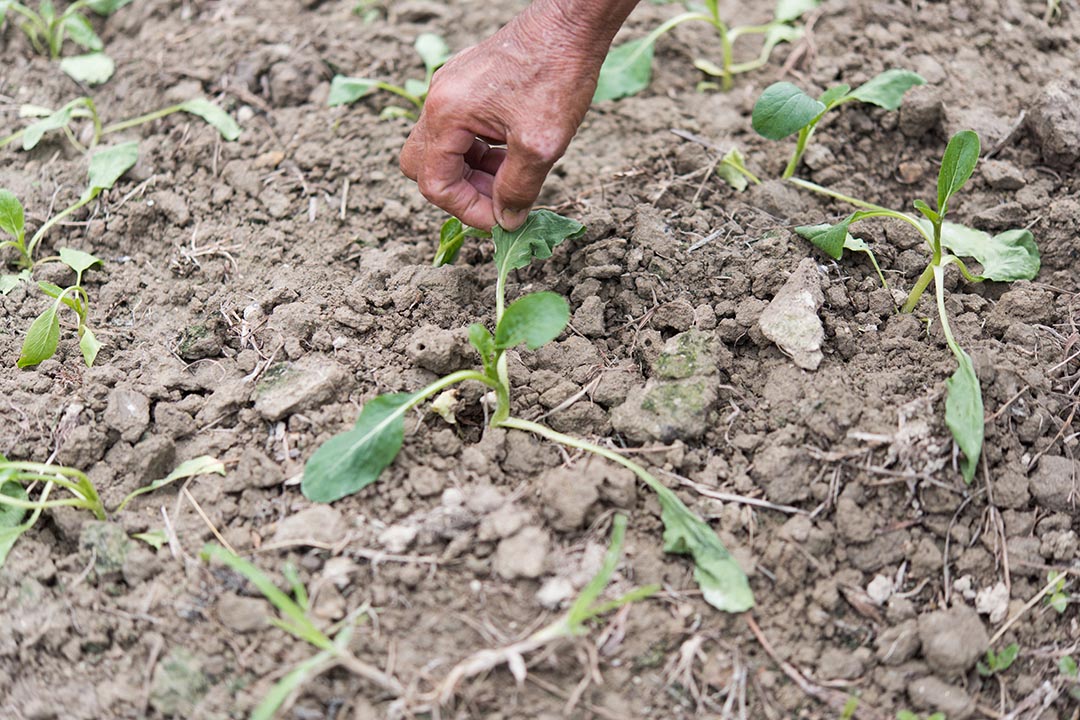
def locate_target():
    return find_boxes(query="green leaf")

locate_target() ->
[79,326,100,366]
[302,393,415,503]
[848,69,926,111]
[976,660,992,677]
[468,323,495,374]
[774,0,819,22]
[997,643,1020,671]
[492,210,585,286]
[751,82,826,140]
[0,189,25,241]
[17,305,60,368]
[716,148,750,192]
[115,455,226,512]
[22,100,81,151]
[1060,655,1079,678]
[494,292,569,351]
[433,217,489,266]
[132,529,167,550]
[818,83,851,107]
[1050,592,1069,613]
[794,217,854,260]
[84,0,132,14]
[0,479,27,532]
[252,648,337,720]
[37,281,80,313]
[62,13,103,51]
[913,199,939,223]
[59,52,115,85]
[179,99,242,141]
[937,130,981,215]
[402,78,429,99]
[0,274,26,295]
[658,488,754,612]
[414,33,450,76]
[593,38,655,103]
[925,221,1041,282]
[59,247,101,275]
[84,141,138,200]
[945,345,983,484]
[328,76,378,107]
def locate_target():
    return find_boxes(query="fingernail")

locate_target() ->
[499,207,529,230]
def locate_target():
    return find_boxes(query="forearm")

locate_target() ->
[518,0,641,63]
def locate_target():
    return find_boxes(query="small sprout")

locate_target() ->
[595,0,819,101]
[0,0,130,61]
[715,147,761,191]
[1046,571,1070,613]
[114,455,225,513]
[433,216,489,267]
[977,643,1020,677]
[329,33,451,120]
[897,713,946,720]
[752,69,926,177]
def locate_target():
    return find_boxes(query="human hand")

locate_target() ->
[399,7,608,231]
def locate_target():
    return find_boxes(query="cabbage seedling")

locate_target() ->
[790,131,1041,483]
[594,0,818,101]
[328,33,450,120]
[18,247,104,367]
[752,69,926,178]
[0,95,241,154]
[0,0,129,60]
[302,210,755,614]
[433,216,490,267]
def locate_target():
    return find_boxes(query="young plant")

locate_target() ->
[977,643,1019,677]
[1059,655,1080,701]
[594,0,818,101]
[18,246,104,367]
[789,131,1041,483]
[2,140,136,276]
[433,216,490,267]
[0,0,129,71]
[200,544,402,718]
[430,514,658,704]
[328,33,451,120]
[1046,570,1070,613]
[751,69,926,178]
[897,713,945,720]
[0,454,221,565]
[301,210,755,614]
[0,95,240,154]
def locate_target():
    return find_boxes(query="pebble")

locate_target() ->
[917,605,989,675]
[216,593,267,633]
[1028,456,1078,513]
[103,388,150,443]
[758,258,825,370]
[540,467,600,531]
[907,676,975,720]
[272,506,347,546]
[494,527,550,580]
[254,355,350,421]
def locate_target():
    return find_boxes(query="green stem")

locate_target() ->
[0,239,32,269]
[102,103,185,136]
[0,462,105,520]
[933,265,962,356]
[27,194,94,261]
[782,126,814,179]
[492,273,512,424]
[901,264,934,314]
[787,177,934,242]
[721,158,761,185]
[0,129,26,149]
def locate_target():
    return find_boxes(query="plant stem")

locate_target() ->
[492,274,512,424]
[787,177,934,244]
[28,194,94,261]
[932,264,962,355]
[102,103,185,136]
[782,126,814,179]
[902,264,934,313]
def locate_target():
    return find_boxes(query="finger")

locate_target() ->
[492,132,561,231]
[464,139,507,177]
[464,166,495,197]
[417,126,497,230]
[399,121,424,180]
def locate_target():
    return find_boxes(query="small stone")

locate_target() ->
[149,648,208,717]
[79,521,132,575]
[867,575,894,605]
[975,581,1010,624]
[917,605,989,675]
[907,676,975,720]
[103,389,150,443]
[216,593,267,633]
[981,159,1026,190]
[254,355,350,421]
[408,466,445,498]
[610,376,718,443]
[899,87,943,137]
[876,620,921,665]
[540,467,600,531]
[1028,456,1079,512]
[1029,77,1080,169]
[272,506,347,547]
[536,577,575,609]
[758,258,825,370]
[651,329,717,379]
[573,296,607,337]
[494,527,550,580]
[378,525,418,553]
[818,647,868,680]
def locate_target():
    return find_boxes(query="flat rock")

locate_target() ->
[758,258,825,370]
[1028,456,1078,513]
[254,355,350,421]
[494,526,550,580]
[610,376,718,443]
[272,506,347,546]
[104,388,150,443]
[917,605,989,675]
[651,329,718,379]
[216,592,268,633]
[907,675,975,720]
[1029,77,1080,169]
[79,521,132,575]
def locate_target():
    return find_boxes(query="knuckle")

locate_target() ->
[516,129,563,165]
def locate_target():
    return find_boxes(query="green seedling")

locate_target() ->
[594,0,818,101]
[1,95,240,154]
[200,544,403,718]
[752,69,926,178]
[789,131,1041,483]
[432,514,658,703]
[1059,655,1080,701]
[328,33,451,120]
[18,246,104,367]
[897,713,945,720]
[1046,570,1070,613]
[0,454,221,565]
[977,643,1019,677]
[302,210,754,614]
[0,0,129,79]
[1,141,136,273]
[432,216,491,266]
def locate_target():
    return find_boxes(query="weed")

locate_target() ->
[328,34,451,120]
[788,131,1040,483]
[0,95,241,154]
[302,210,754,613]
[0,0,129,82]
[1046,570,1071,613]
[1060,655,1080,701]
[594,0,818,101]
[897,712,945,720]
[752,69,925,178]
[977,643,1019,677]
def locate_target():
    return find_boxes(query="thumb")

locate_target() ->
[492,137,559,231]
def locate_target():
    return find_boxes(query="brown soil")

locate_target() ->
[2,0,1079,718]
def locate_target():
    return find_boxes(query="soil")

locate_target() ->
[1,0,1079,718]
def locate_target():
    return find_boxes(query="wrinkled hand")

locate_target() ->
[399,9,606,232]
